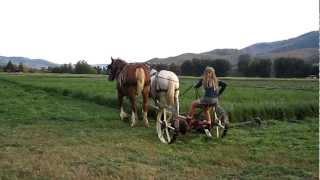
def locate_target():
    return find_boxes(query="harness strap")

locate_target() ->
[156,88,179,92]
[155,72,160,92]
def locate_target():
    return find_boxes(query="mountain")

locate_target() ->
[148,50,241,66]
[242,31,318,55]
[0,56,58,69]
[147,31,319,65]
[242,31,319,62]
[148,49,243,66]
[200,49,244,65]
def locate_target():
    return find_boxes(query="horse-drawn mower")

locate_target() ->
[156,103,230,144]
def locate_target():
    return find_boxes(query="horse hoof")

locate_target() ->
[130,122,136,127]
[120,113,128,120]
[144,122,150,128]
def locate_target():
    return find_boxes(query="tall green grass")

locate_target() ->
[0,74,118,108]
[179,77,318,122]
[0,73,318,122]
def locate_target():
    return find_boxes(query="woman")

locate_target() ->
[188,67,227,125]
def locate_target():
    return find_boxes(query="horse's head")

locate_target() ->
[107,57,127,81]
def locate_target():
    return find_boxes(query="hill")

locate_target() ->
[242,31,318,55]
[242,31,318,62]
[148,49,243,66]
[147,31,319,65]
[0,56,58,69]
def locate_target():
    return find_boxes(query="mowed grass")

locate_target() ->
[0,73,318,179]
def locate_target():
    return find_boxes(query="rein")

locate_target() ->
[179,84,194,98]
[195,88,200,99]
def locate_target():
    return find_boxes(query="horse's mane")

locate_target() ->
[113,58,127,67]
[114,58,127,64]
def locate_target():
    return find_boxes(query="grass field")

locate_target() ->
[1,73,317,122]
[0,73,318,179]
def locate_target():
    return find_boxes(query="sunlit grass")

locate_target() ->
[0,73,318,179]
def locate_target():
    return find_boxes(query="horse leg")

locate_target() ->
[188,99,201,124]
[142,86,150,128]
[204,106,212,125]
[175,90,180,115]
[118,94,128,121]
[129,93,137,127]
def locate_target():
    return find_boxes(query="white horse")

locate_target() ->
[150,69,180,114]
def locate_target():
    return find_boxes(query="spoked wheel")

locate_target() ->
[156,108,177,144]
[211,105,229,138]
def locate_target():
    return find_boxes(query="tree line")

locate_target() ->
[150,58,232,77]
[1,60,108,74]
[237,54,318,78]
[151,55,318,78]
[1,56,318,78]
[0,61,27,73]
[48,60,108,74]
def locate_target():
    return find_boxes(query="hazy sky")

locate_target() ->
[0,0,318,64]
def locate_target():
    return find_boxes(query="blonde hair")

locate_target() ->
[203,67,218,90]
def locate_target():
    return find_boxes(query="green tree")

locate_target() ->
[181,60,193,76]
[238,54,251,76]
[49,63,73,73]
[74,60,96,74]
[151,64,169,71]
[311,64,319,77]
[210,59,231,77]
[191,58,206,76]
[181,58,231,77]
[51,66,62,73]
[274,57,308,78]
[67,63,73,73]
[4,61,17,72]
[247,58,272,77]
[18,63,24,72]
[168,63,181,75]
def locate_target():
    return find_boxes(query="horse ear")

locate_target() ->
[111,56,114,62]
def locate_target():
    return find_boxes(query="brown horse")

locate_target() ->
[107,57,151,127]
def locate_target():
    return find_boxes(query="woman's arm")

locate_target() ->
[218,81,227,95]
[194,79,203,89]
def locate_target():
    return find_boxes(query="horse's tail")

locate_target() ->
[136,68,145,96]
[167,79,175,106]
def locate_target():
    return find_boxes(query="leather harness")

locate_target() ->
[151,72,179,92]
